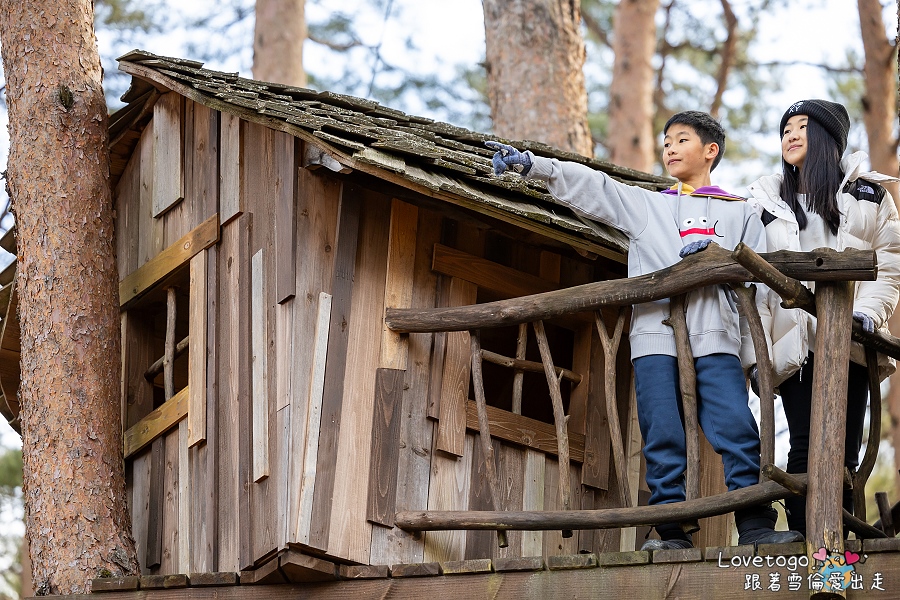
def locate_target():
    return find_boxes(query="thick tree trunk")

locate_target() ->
[607,0,660,171]
[0,0,139,594]
[858,0,900,500]
[483,0,593,156]
[253,0,307,86]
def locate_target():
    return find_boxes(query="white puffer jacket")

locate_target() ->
[745,152,900,386]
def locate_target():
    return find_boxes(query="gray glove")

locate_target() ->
[749,365,760,398]
[679,239,713,258]
[853,311,875,334]
[486,141,532,176]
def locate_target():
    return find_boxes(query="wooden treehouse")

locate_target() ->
[2,51,900,599]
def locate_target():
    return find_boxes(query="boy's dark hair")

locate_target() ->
[779,118,843,235]
[663,111,727,171]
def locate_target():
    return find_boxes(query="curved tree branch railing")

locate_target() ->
[387,245,900,557]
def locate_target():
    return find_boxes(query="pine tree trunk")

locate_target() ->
[858,0,900,500]
[253,0,307,86]
[483,0,593,156]
[607,0,660,172]
[0,0,139,593]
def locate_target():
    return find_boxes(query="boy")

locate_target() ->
[487,111,802,550]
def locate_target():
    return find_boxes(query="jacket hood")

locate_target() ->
[661,183,744,201]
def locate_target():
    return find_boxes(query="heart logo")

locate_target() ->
[844,550,860,565]
[812,547,828,561]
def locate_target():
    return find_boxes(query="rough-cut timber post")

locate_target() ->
[854,347,882,522]
[662,295,700,535]
[470,332,509,548]
[511,323,528,414]
[807,280,853,598]
[594,309,631,508]
[164,287,177,401]
[396,476,808,532]
[533,320,572,538]
[0,0,140,591]
[730,283,775,470]
[385,247,876,333]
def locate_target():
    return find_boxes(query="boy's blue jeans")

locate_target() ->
[633,353,761,506]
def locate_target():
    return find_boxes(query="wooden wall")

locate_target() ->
[116,93,646,575]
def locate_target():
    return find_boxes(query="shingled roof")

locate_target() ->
[111,50,675,261]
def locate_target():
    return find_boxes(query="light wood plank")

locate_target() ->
[152,92,185,217]
[251,249,269,482]
[177,420,190,573]
[379,198,418,370]
[521,449,545,557]
[220,112,243,225]
[120,212,220,309]
[275,301,294,412]
[423,433,474,563]
[123,386,189,459]
[188,251,208,446]
[329,191,390,563]
[295,292,332,544]
[308,186,361,551]
[435,277,477,457]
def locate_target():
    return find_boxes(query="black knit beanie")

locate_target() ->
[780,99,850,155]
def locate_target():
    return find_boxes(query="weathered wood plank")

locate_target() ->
[435,277,477,457]
[234,216,254,571]
[366,368,405,526]
[308,185,361,551]
[379,199,418,370]
[115,137,141,281]
[152,92,185,217]
[423,433,474,563]
[121,308,155,433]
[279,550,336,583]
[188,251,208,446]
[495,443,525,559]
[287,169,341,547]
[128,448,152,573]
[521,449,545,557]
[432,243,557,298]
[189,102,219,226]
[160,427,180,573]
[275,135,297,303]
[295,292,332,545]
[581,323,609,490]
[177,420,190,574]
[369,208,441,566]
[138,119,165,270]
[219,112,243,225]
[123,386,189,459]
[329,191,390,563]
[146,437,165,569]
[120,213,220,310]
[251,249,269,482]
[463,401,585,463]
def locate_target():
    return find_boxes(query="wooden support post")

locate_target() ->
[532,320,572,538]
[511,323,527,415]
[593,309,631,509]
[853,347,882,523]
[164,287,177,401]
[730,283,775,470]
[661,295,700,535]
[875,492,894,538]
[469,332,508,549]
[807,280,853,598]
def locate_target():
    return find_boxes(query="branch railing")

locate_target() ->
[387,244,900,566]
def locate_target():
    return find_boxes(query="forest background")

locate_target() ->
[0,0,896,596]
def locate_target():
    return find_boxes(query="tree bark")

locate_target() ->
[253,0,307,86]
[0,0,139,594]
[607,0,660,171]
[483,0,593,156]
[858,0,900,501]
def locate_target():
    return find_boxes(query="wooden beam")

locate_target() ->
[594,309,631,508]
[164,287,177,401]
[124,386,189,459]
[119,213,220,310]
[480,349,582,384]
[463,401,584,463]
[432,243,557,299]
[251,249,269,482]
[386,246,877,333]
[188,252,207,446]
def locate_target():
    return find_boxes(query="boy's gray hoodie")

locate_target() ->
[526,153,766,361]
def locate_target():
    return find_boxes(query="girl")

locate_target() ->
[746,99,900,535]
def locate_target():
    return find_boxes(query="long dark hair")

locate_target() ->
[779,118,844,234]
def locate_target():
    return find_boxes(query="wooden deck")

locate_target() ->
[33,538,900,599]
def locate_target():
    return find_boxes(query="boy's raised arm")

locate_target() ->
[486,141,649,239]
